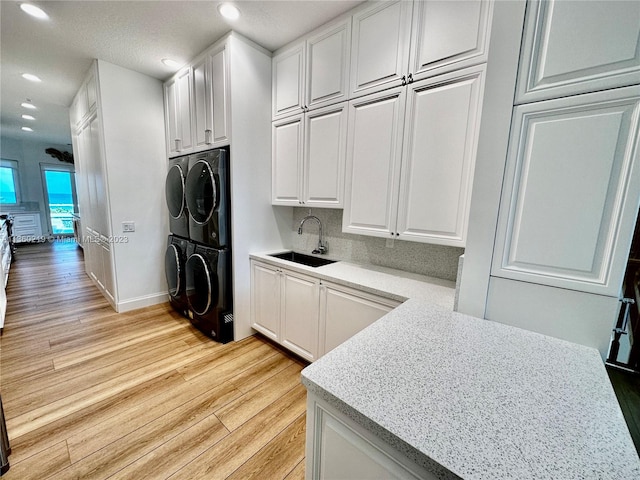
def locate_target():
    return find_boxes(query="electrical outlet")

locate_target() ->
[122,221,135,232]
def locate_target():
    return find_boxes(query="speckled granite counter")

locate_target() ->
[302,299,640,479]
[249,251,456,309]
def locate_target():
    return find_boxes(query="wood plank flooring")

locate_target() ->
[0,240,308,479]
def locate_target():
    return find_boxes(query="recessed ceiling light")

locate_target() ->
[20,3,49,20]
[218,3,240,20]
[21,126,34,132]
[161,58,181,68]
[21,101,37,109]
[22,73,42,82]
[22,114,35,120]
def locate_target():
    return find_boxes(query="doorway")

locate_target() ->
[41,164,77,236]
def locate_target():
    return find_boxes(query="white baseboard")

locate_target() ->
[117,292,169,313]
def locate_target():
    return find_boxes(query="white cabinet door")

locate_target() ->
[304,103,347,208]
[272,114,304,205]
[320,282,399,356]
[281,271,320,362]
[409,0,492,81]
[193,45,229,150]
[396,65,485,247]
[100,236,116,303]
[306,395,438,480]
[492,85,640,296]
[306,18,351,111]
[516,0,640,104]
[273,42,306,119]
[350,0,413,98]
[250,261,281,341]
[89,115,110,237]
[343,87,406,238]
[165,67,193,156]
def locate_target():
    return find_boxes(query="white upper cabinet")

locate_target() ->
[193,44,230,149]
[344,65,485,247]
[516,0,640,104]
[164,67,193,156]
[273,18,351,120]
[350,0,412,98]
[272,102,348,208]
[396,65,485,246]
[350,0,492,98]
[343,87,406,237]
[409,0,492,81]
[492,85,640,296]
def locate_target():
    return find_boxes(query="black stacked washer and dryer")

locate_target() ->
[164,147,233,343]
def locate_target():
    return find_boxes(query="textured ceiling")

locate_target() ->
[0,0,363,147]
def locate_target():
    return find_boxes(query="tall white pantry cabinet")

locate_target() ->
[70,60,168,312]
[458,0,640,357]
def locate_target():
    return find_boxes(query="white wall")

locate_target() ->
[96,60,169,311]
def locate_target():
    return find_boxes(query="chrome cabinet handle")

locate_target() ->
[174,138,181,151]
[401,75,407,86]
[205,129,212,144]
[407,73,413,84]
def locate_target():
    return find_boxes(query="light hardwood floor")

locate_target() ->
[0,240,308,479]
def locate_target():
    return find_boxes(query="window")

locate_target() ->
[0,159,20,205]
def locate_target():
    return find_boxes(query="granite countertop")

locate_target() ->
[302,299,640,479]
[249,250,456,309]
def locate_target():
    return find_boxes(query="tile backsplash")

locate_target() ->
[288,207,463,282]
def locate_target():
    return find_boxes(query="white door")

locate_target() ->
[281,271,320,361]
[492,85,640,297]
[343,87,406,238]
[396,65,485,247]
[164,78,179,156]
[304,103,348,208]
[176,67,193,153]
[409,0,492,81]
[306,18,351,110]
[250,261,281,341]
[192,54,211,149]
[272,114,304,205]
[350,0,412,98]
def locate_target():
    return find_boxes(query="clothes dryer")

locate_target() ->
[185,148,229,248]
[185,244,233,343]
[165,155,190,239]
[164,235,193,316]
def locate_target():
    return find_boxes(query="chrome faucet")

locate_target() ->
[298,215,327,254]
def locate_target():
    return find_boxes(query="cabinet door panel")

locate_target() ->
[176,68,193,151]
[304,103,347,207]
[307,19,351,110]
[272,115,304,205]
[516,0,640,103]
[210,47,229,145]
[343,88,406,237]
[321,285,397,355]
[250,262,281,341]
[397,66,485,247]
[164,79,179,155]
[281,272,319,361]
[492,86,640,296]
[410,0,492,80]
[273,43,305,119]
[192,55,210,148]
[350,0,412,98]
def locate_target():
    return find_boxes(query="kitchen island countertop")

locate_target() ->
[301,299,640,479]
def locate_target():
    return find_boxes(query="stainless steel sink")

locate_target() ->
[269,251,337,268]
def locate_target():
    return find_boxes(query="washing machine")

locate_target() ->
[164,235,194,316]
[185,244,233,343]
[185,148,230,248]
[165,155,190,239]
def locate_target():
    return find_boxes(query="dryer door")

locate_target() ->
[165,164,187,219]
[186,253,219,316]
[185,160,218,225]
[165,244,182,298]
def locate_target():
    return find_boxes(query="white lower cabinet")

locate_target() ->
[305,394,438,480]
[11,213,43,243]
[319,281,400,356]
[251,260,401,361]
[251,260,320,362]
